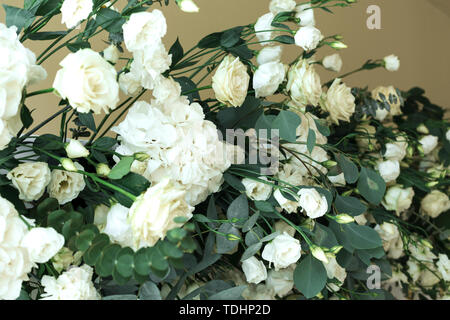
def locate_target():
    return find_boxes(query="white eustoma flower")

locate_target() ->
[295,3,315,27]
[257,46,283,65]
[286,59,322,108]
[274,189,299,214]
[41,265,100,300]
[47,163,86,205]
[421,190,450,218]
[321,78,355,124]
[7,162,51,202]
[419,135,439,155]
[254,13,277,45]
[446,129,450,142]
[21,227,64,264]
[436,254,450,282]
[294,26,323,51]
[382,185,414,215]
[103,203,133,248]
[242,256,267,284]
[265,265,295,297]
[242,177,272,201]
[65,139,89,158]
[322,53,343,72]
[253,61,286,98]
[384,136,408,161]
[103,44,120,63]
[122,10,167,52]
[61,0,93,29]
[384,54,400,72]
[269,0,296,15]
[212,55,249,107]
[118,71,142,96]
[323,257,347,292]
[298,188,328,219]
[262,232,301,270]
[376,160,400,183]
[129,179,194,249]
[53,49,119,114]
[177,0,199,12]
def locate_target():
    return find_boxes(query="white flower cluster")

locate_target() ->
[0,196,64,300]
[113,76,233,206]
[0,23,47,150]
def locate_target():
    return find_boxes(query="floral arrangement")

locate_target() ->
[0,0,449,301]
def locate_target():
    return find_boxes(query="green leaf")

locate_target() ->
[66,41,91,52]
[357,167,386,205]
[75,228,97,252]
[28,31,68,40]
[77,112,96,132]
[95,8,125,33]
[33,134,63,151]
[174,76,200,102]
[198,32,223,49]
[254,201,274,213]
[294,254,327,299]
[255,113,276,139]
[226,194,249,224]
[169,37,184,67]
[334,195,367,216]
[115,247,134,278]
[307,129,316,154]
[242,212,260,232]
[20,105,33,129]
[342,223,383,250]
[208,285,247,300]
[223,173,245,192]
[313,119,330,137]
[313,223,338,248]
[272,110,301,143]
[92,137,117,150]
[95,244,121,277]
[139,281,161,300]
[273,35,295,44]
[240,242,262,262]
[2,5,35,32]
[335,153,359,184]
[108,156,135,180]
[216,223,240,254]
[220,29,241,48]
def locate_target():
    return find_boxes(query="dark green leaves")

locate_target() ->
[108,156,135,180]
[198,32,223,49]
[357,167,386,205]
[307,129,316,154]
[342,223,382,250]
[2,5,35,32]
[95,8,126,33]
[294,254,327,299]
[334,195,367,216]
[272,110,301,143]
[216,223,240,254]
[335,153,359,184]
[220,29,241,48]
[169,38,184,67]
[273,35,295,44]
[227,194,249,224]
[28,31,68,40]
[20,105,33,129]
[77,112,96,132]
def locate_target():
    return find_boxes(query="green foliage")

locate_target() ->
[357,167,386,205]
[294,254,328,299]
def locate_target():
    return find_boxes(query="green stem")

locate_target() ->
[181,85,212,96]
[26,88,55,98]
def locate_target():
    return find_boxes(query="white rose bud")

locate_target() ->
[298,188,328,219]
[65,139,90,158]
[321,78,355,124]
[103,44,120,63]
[21,227,65,263]
[262,232,301,270]
[375,160,400,183]
[384,54,400,72]
[257,46,283,65]
[176,0,199,13]
[294,26,323,51]
[61,0,93,29]
[334,214,355,224]
[322,53,343,72]
[421,190,450,218]
[274,189,299,214]
[7,162,51,201]
[382,185,414,215]
[212,55,250,107]
[242,177,272,201]
[242,256,267,284]
[310,245,328,263]
[295,3,315,27]
[253,61,286,98]
[60,158,78,172]
[419,135,439,155]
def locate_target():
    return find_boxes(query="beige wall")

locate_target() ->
[1,0,449,135]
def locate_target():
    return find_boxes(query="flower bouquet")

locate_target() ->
[0,0,449,301]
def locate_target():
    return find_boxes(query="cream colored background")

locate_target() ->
[1,0,449,134]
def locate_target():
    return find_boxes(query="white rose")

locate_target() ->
[274,189,299,214]
[384,136,408,161]
[103,203,133,248]
[382,185,414,215]
[257,46,283,65]
[212,55,250,107]
[122,10,167,52]
[118,71,142,96]
[436,254,450,282]
[177,0,199,13]
[269,0,296,15]
[129,178,194,249]
[328,173,346,186]
[321,78,355,124]
[61,0,93,29]
[53,49,119,114]
[295,3,315,27]
[376,160,400,183]
[262,232,301,270]
[287,59,322,108]
[298,188,328,219]
[265,266,295,297]
[384,54,400,72]
[322,53,343,72]
[7,162,51,202]
[375,222,399,243]
[21,227,64,264]
[323,257,347,291]
[420,266,440,287]
[446,129,450,142]
[421,190,450,218]
[242,177,272,201]
[253,61,286,98]
[254,13,277,45]
[294,26,323,51]
[242,256,267,284]
[103,44,120,63]
[65,139,89,158]
[408,237,437,262]
[47,163,86,205]
[41,265,100,300]
[407,259,421,282]
[419,135,439,155]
